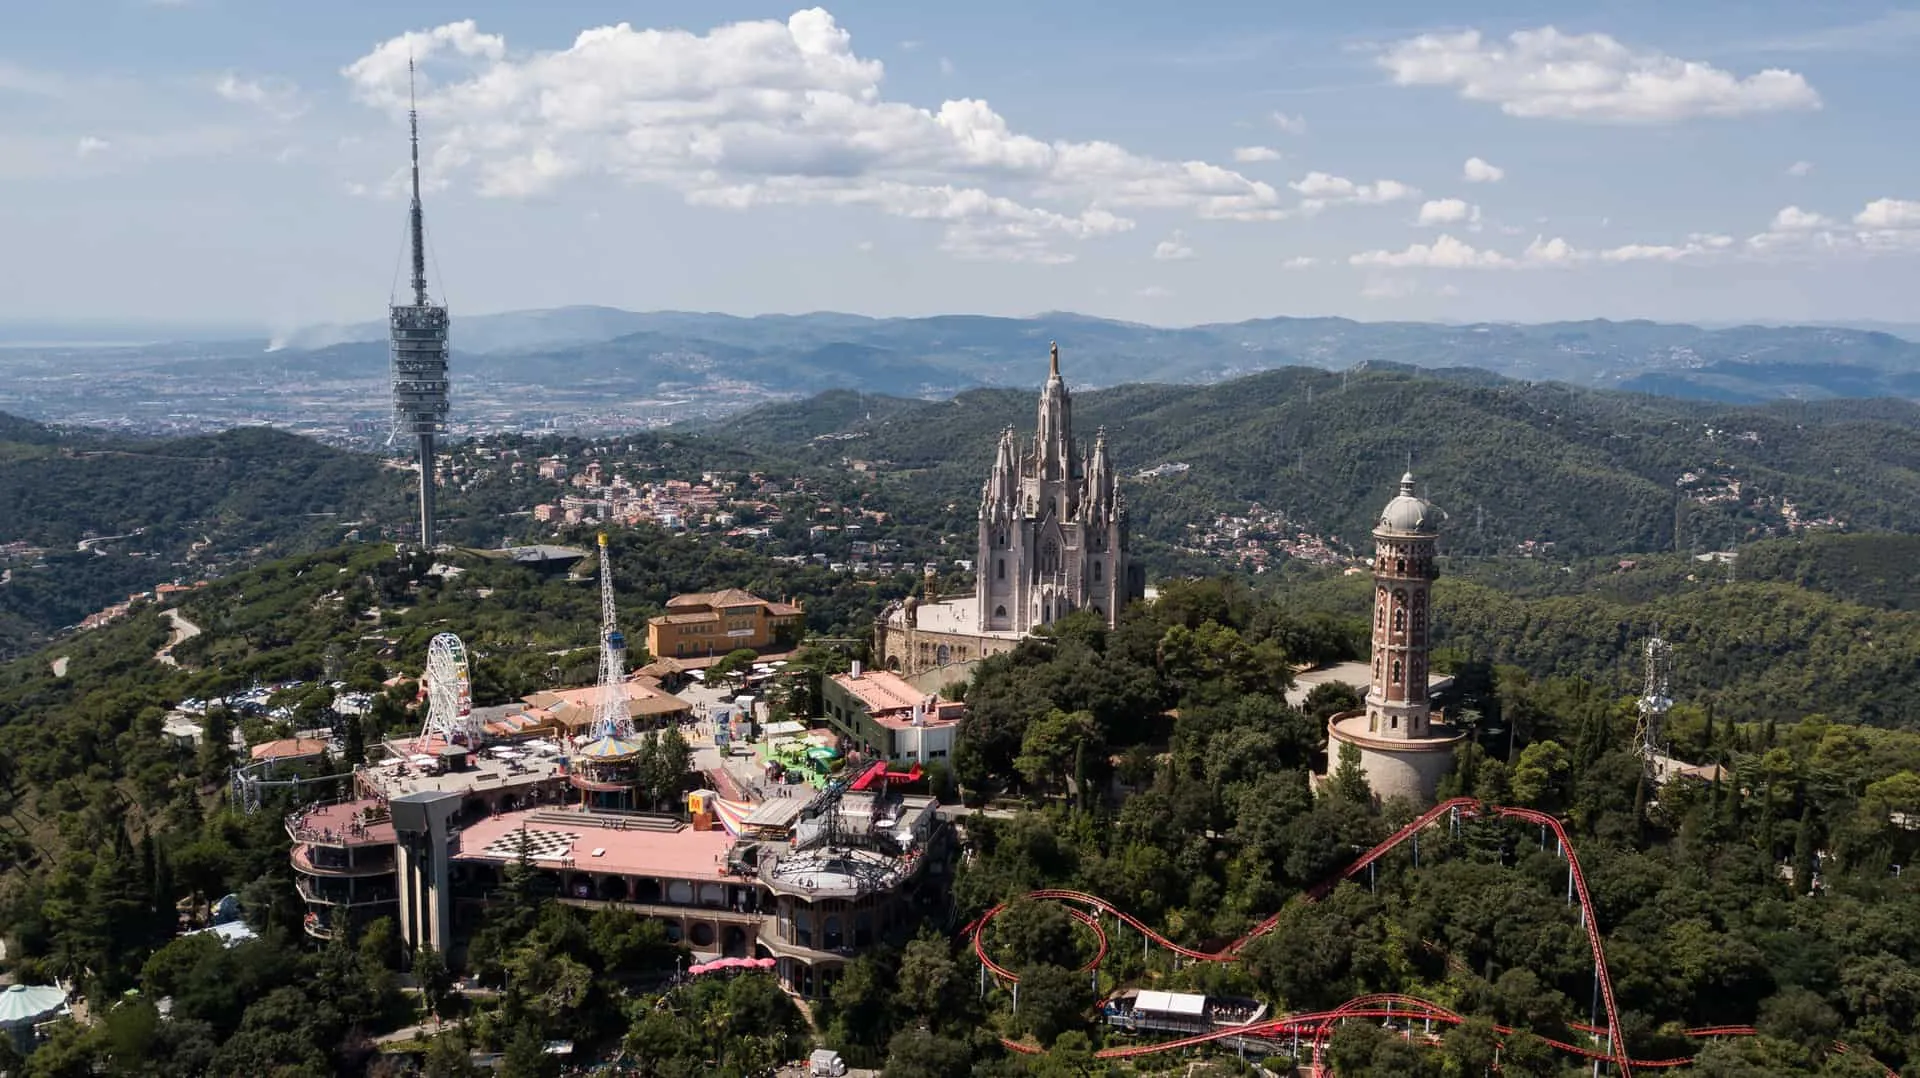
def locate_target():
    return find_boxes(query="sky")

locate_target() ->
[2,0,1918,331]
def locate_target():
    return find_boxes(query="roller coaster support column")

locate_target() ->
[1412,831,1420,868]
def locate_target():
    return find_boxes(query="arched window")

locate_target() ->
[1392,608,1405,633]
[935,644,951,665]
[1093,561,1102,582]
[1392,659,1403,685]
[1042,541,1060,573]
[1042,601,1052,622]
[1396,558,1406,574]
[997,559,1005,580]
[994,604,1007,619]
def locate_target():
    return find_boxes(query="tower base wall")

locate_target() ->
[1326,712,1464,805]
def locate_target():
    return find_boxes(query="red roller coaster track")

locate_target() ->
[965,797,1896,1077]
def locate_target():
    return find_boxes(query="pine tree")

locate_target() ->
[1328,742,1372,806]
[1793,806,1818,895]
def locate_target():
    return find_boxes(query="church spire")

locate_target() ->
[1035,341,1073,483]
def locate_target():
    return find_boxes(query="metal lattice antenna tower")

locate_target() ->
[389,58,450,549]
[591,533,631,740]
[1635,630,1673,760]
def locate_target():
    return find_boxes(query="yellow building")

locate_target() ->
[647,589,804,660]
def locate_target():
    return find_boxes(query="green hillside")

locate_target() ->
[711,366,1920,559]
[0,417,409,658]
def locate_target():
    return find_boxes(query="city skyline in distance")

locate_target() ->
[2,1,1918,330]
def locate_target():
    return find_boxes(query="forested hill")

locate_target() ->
[709,366,1920,558]
[0,415,408,658]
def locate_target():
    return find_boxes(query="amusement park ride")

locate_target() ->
[568,533,646,808]
[417,632,477,748]
[968,796,1896,1077]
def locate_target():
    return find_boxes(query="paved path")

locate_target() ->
[154,608,201,667]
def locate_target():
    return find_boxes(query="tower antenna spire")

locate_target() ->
[407,57,428,307]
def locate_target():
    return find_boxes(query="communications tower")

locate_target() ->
[569,532,642,808]
[1635,632,1673,762]
[389,60,450,548]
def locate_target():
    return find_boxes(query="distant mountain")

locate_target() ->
[707,365,1920,560]
[255,308,1920,404]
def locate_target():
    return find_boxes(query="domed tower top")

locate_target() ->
[1376,471,1437,536]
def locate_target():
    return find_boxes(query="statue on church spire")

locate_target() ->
[1049,340,1060,378]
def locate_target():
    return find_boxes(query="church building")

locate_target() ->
[877,342,1144,679]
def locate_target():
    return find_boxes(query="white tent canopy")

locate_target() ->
[0,984,67,1027]
[1132,990,1206,1017]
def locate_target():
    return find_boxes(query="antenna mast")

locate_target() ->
[408,60,428,307]
[1635,631,1673,765]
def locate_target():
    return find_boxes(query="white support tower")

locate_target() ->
[591,533,631,741]
[418,632,477,748]
[1635,632,1673,761]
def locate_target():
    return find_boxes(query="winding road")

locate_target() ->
[154,608,201,667]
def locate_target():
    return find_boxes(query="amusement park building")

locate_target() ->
[820,666,963,765]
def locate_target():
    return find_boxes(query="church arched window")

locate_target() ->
[1392,659,1403,685]
[1042,541,1059,573]
[994,605,1007,619]
[1093,561,1102,582]
[1391,608,1405,633]
[996,559,1005,580]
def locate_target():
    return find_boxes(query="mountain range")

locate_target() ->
[244,307,1920,405]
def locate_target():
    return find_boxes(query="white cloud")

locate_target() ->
[1289,171,1419,213]
[1135,285,1172,299]
[1351,233,1512,269]
[1232,146,1282,163]
[1269,111,1307,134]
[213,73,304,120]
[1855,198,1920,230]
[1378,27,1821,122]
[938,57,955,76]
[1785,159,1813,177]
[1152,231,1195,261]
[341,11,1289,262]
[1281,255,1318,269]
[75,135,110,157]
[1417,198,1479,226]
[1770,205,1831,231]
[1462,156,1505,183]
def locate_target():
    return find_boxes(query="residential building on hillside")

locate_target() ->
[647,589,804,659]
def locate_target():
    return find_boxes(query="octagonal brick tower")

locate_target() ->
[1325,470,1464,805]
[1367,471,1438,738]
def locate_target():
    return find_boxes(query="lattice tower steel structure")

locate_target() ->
[419,632,477,747]
[389,59,450,548]
[591,533,632,740]
[1635,632,1673,761]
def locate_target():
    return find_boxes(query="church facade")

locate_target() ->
[877,343,1144,679]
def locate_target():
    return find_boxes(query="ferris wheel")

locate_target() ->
[420,632,476,747]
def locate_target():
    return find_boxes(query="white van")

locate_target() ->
[808,1049,847,1076]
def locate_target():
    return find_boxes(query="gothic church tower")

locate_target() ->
[977,343,1138,633]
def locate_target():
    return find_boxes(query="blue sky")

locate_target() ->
[2,0,1917,331]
